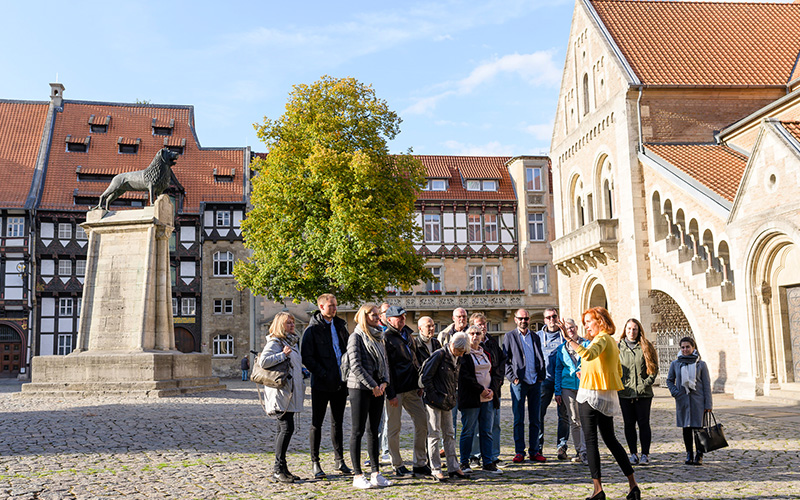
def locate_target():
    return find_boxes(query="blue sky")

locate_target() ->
[1,0,574,156]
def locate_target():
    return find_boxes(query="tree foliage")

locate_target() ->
[235,76,432,305]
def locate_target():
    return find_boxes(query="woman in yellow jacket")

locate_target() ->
[558,307,640,500]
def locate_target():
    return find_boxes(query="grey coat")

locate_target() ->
[666,358,712,427]
[346,327,390,391]
[259,336,304,414]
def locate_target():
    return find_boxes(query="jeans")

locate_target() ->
[274,412,295,472]
[460,402,494,467]
[349,388,384,475]
[492,406,501,461]
[539,379,569,450]
[579,402,634,480]
[241,370,249,381]
[510,380,542,455]
[309,387,348,463]
[619,397,653,455]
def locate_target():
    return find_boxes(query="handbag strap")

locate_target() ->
[703,411,717,427]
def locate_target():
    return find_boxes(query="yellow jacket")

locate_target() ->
[574,332,624,391]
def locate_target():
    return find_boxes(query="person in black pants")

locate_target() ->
[301,293,352,478]
[347,304,393,489]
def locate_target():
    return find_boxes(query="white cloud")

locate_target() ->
[404,51,561,115]
[524,121,555,141]
[443,140,517,156]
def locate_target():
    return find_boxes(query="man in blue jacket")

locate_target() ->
[538,307,570,460]
[503,308,546,463]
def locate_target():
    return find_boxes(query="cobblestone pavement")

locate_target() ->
[1,379,799,500]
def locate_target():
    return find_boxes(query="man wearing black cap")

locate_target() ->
[383,305,431,478]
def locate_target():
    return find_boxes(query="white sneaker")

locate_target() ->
[370,472,393,487]
[639,454,650,465]
[629,453,639,465]
[353,474,374,489]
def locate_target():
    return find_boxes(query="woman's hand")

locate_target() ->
[372,385,383,397]
[481,388,493,400]
[282,345,292,355]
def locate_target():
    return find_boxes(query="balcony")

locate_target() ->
[551,219,619,276]
[338,290,530,312]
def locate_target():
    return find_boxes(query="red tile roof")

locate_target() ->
[782,121,800,142]
[40,101,245,212]
[0,100,49,208]
[414,155,515,201]
[644,143,748,202]
[591,0,800,86]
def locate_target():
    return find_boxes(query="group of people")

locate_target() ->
[256,293,714,500]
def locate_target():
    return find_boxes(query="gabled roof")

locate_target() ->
[40,101,246,213]
[782,121,800,143]
[590,0,800,87]
[644,143,748,202]
[415,155,515,201]
[0,100,49,208]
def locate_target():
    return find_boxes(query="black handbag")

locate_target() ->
[251,341,292,388]
[694,411,728,453]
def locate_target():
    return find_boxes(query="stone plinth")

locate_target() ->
[22,196,224,397]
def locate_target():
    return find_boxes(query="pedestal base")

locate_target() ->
[21,352,225,398]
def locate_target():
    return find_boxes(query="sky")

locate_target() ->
[0,0,575,156]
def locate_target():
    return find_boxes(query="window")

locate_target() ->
[6,217,24,237]
[216,211,231,227]
[58,260,72,277]
[119,143,139,154]
[170,265,177,286]
[90,124,107,133]
[181,297,196,316]
[468,266,483,291]
[172,298,179,317]
[468,214,482,243]
[76,298,82,318]
[485,266,500,291]
[76,260,86,277]
[59,298,73,316]
[423,214,441,243]
[482,180,497,191]
[213,251,234,276]
[429,179,447,191]
[214,298,234,315]
[58,223,72,240]
[67,142,87,153]
[531,265,548,294]
[169,232,176,252]
[425,267,441,292]
[153,126,172,136]
[528,213,545,241]
[57,334,73,355]
[484,214,498,243]
[213,334,234,357]
[466,180,481,191]
[526,167,543,191]
[75,225,87,241]
[583,73,590,116]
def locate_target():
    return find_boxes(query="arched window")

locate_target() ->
[213,251,234,277]
[213,334,234,357]
[577,197,585,227]
[603,179,614,218]
[652,192,665,239]
[582,73,590,115]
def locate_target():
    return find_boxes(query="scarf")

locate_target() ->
[358,325,387,379]
[677,350,699,394]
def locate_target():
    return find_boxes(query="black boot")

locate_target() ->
[694,452,703,465]
[335,459,352,475]
[312,461,326,479]
[684,452,694,465]
[273,464,294,483]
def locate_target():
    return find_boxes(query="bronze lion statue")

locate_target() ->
[96,147,179,210]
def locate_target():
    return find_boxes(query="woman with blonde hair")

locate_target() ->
[346,303,392,489]
[618,318,658,465]
[557,307,640,500]
[259,311,304,483]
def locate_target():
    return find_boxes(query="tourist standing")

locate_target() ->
[618,318,658,465]
[503,308,546,463]
[554,318,588,465]
[259,312,304,483]
[347,304,392,489]
[300,293,352,478]
[240,355,250,381]
[538,307,570,460]
[415,316,441,364]
[666,337,712,466]
[438,307,469,345]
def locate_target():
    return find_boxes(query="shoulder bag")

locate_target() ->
[694,411,728,453]
[251,341,292,388]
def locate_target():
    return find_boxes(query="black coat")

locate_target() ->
[419,346,458,411]
[414,335,442,365]
[482,334,506,409]
[300,311,349,392]
[459,344,504,409]
[384,324,421,399]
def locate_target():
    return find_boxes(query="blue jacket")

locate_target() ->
[539,327,565,382]
[503,328,545,384]
[554,339,589,395]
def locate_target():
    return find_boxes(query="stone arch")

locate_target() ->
[647,289,700,385]
[594,153,614,220]
[568,173,585,231]
[652,191,667,240]
[580,273,609,316]
[174,327,197,353]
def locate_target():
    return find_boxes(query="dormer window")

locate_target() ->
[425,179,448,191]
[152,118,174,136]
[466,180,481,191]
[164,137,186,155]
[65,135,90,153]
[88,114,110,133]
[118,137,140,154]
[466,179,498,191]
[214,167,235,183]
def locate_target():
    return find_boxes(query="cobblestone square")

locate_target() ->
[2,380,799,500]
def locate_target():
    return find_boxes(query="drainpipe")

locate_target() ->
[636,86,644,154]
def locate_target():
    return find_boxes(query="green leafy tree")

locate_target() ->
[236,76,432,305]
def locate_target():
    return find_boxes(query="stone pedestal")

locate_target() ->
[22,196,224,397]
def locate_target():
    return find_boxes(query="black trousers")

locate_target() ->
[579,402,634,480]
[349,388,384,475]
[683,427,703,455]
[619,397,653,455]
[309,387,348,462]
[275,412,295,472]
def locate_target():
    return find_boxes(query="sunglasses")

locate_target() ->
[515,317,529,321]
[544,315,557,320]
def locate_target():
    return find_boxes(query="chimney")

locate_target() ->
[50,83,65,107]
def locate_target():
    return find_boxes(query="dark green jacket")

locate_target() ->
[618,340,657,399]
